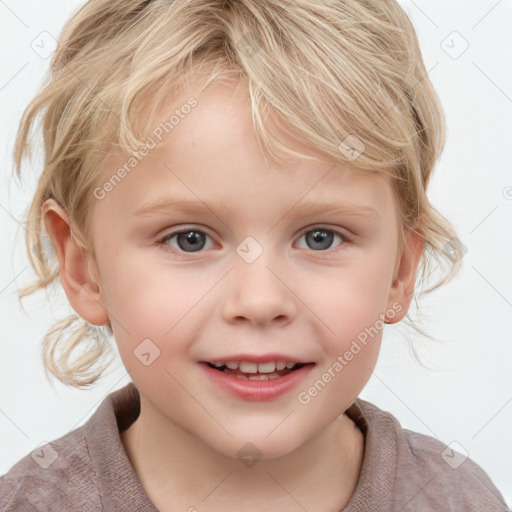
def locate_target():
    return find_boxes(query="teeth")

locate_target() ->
[258,361,276,373]
[209,360,299,373]
[235,372,281,380]
[239,361,258,373]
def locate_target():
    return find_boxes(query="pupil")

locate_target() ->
[178,231,206,252]
[307,229,333,250]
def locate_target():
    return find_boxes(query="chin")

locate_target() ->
[204,427,307,463]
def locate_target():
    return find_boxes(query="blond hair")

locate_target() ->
[13,0,464,388]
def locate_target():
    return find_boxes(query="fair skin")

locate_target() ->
[42,78,423,511]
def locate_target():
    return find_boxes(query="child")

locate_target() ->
[1,0,509,510]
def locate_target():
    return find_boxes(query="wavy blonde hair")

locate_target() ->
[13,0,464,388]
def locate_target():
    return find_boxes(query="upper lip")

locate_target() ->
[201,353,315,364]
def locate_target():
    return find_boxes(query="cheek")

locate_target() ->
[304,253,394,341]
[102,256,210,368]
[296,253,392,397]
[296,273,385,417]
[105,251,201,324]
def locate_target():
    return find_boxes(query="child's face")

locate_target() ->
[72,79,420,458]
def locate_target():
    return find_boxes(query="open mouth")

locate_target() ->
[204,361,309,380]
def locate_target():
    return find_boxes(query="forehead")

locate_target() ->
[92,78,396,224]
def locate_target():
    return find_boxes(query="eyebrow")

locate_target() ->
[132,198,379,220]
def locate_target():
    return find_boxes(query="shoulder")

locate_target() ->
[0,424,101,511]
[396,427,509,511]
[0,383,149,512]
[351,399,510,511]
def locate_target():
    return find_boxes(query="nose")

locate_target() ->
[221,253,297,328]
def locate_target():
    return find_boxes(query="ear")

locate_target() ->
[41,198,110,326]
[385,229,425,324]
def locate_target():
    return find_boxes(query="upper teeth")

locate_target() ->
[212,361,297,373]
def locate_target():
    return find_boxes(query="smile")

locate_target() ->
[200,359,315,401]
[206,360,306,380]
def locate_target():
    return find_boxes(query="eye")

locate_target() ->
[157,228,215,255]
[295,227,347,251]
[156,226,349,257]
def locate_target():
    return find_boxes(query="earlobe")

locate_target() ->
[42,199,109,326]
[385,230,425,324]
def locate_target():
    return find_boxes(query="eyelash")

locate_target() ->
[156,226,351,259]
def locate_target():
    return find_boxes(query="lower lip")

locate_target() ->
[199,363,315,402]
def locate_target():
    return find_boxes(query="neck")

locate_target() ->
[121,395,365,512]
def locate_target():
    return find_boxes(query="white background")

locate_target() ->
[1,0,511,507]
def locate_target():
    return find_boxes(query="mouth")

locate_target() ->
[199,358,316,401]
[203,360,311,380]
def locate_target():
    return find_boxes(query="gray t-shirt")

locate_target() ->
[1,382,509,511]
